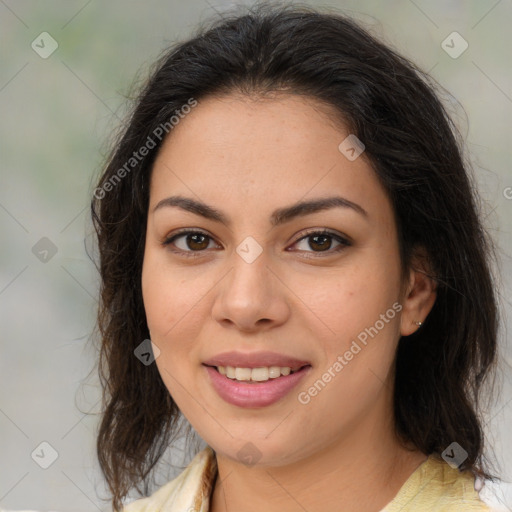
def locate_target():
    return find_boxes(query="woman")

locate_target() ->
[91,3,504,511]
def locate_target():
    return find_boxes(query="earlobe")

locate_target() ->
[400,249,437,337]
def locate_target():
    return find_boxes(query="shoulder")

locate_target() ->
[122,446,217,512]
[383,455,510,512]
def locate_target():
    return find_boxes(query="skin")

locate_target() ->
[141,93,437,512]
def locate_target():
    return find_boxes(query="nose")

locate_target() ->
[211,248,290,333]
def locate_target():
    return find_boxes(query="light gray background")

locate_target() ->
[1,1,511,511]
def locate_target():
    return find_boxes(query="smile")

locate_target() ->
[203,363,312,408]
[215,365,303,382]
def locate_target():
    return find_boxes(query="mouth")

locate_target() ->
[205,364,310,383]
[202,351,312,407]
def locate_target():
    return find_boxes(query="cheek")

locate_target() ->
[141,255,201,397]
[295,267,401,418]
[141,249,218,374]
[142,248,197,332]
[300,257,402,377]
[303,260,399,332]
[141,254,171,332]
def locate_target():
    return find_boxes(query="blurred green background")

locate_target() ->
[1,0,511,510]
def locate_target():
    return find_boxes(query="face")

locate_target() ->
[142,93,411,467]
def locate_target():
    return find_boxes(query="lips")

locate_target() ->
[202,350,310,370]
[202,351,312,407]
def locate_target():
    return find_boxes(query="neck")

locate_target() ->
[209,400,427,512]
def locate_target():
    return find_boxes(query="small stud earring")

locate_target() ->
[414,321,422,327]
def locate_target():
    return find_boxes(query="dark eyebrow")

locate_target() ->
[152,195,368,227]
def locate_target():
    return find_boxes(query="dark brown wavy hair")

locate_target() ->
[90,3,501,510]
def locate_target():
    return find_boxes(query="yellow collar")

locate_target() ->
[123,447,491,511]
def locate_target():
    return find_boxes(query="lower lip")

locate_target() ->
[204,365,311,408]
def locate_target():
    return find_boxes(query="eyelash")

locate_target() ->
[162,228,351,259]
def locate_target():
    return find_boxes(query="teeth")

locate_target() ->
[235,367,252,381]
[268,366,281,378]
[251,367,269,381]
[216,365,298,382]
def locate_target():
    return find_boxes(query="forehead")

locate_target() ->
[149,93,390,224]
[154,92,349,167]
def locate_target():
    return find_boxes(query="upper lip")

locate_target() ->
[203,351,311,370]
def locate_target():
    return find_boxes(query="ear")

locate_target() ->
[400,246,437,336]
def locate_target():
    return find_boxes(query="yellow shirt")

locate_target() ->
[122,446,498,511]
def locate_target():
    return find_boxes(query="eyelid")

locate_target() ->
[162,227,211,243]
[294,227,352,245]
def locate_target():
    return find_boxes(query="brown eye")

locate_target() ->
[291,230,351,256]
[183,233,210,250]
[308,233,333,251]
[163,230,218,256]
